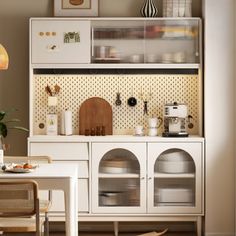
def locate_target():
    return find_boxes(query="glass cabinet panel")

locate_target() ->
[145,19,200,64]
[92,142,146,214]
[91,19,200,65]
[91,21,145,63]
[98,148,140,207]
[148,142,202,214]
[154,149,195,207]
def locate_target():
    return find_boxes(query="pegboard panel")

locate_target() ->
[33,74,200,135]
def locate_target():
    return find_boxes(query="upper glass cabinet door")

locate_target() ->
[91,18,201,66]
[145,19,200,64]
[91,20,145,64]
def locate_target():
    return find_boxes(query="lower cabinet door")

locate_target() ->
[147,142,203,214]
[91,142,146,214]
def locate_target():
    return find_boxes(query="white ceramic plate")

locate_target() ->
[4,168,33,173]
[2,163,37,173]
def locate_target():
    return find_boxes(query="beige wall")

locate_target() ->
[0,0,201,155]
[204,0,235,235]
[0,0,53,155]
[1,0,235,235]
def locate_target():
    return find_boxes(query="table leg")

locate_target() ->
[196,216,202,236]
[64,178,78,236]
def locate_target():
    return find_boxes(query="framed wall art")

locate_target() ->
[54,0,98,16]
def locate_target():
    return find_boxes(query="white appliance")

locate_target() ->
[162,102,188,137]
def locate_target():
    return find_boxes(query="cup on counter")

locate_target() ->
[135,125,144,136]
[148,117,163,128]
[148,117,158,128]
[148,127,158,136]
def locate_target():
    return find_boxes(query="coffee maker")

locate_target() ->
[162,102,189,137]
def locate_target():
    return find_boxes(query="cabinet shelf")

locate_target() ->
[31,63,200,69]
[98,173,140,178]
[154,173,195,178]
[89,63,200,69]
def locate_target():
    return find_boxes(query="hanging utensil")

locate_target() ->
[143,101,148,115]
[127,87,137,107]
[115,88,122,106]
[187,115,194,129]
[45,85,53,96]
[139,86,152,115]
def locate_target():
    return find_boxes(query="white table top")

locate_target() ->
[0,163,78,179]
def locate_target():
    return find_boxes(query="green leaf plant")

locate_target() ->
[0,109,28,146]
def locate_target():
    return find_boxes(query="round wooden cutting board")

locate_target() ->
[79,97,113,135]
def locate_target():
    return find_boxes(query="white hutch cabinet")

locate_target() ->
[28,17,204,236]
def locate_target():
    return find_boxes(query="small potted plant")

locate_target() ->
[0,108,28,150]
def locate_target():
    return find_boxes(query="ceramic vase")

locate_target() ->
[140,0,158,17]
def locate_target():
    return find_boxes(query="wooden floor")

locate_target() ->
[1,222,197,235]
[1,231,196,236]
[50,232,196,236]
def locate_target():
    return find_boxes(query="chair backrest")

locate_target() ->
[3,156,52,165]
[0,180,39,217]
[3,156,53,202]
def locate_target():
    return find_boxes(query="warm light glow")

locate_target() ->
[0,44,9,70]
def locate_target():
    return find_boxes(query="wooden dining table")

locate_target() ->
[0,163,78,236]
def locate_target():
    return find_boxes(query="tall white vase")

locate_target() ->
[140,0,158,17]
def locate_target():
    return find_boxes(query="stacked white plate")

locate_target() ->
[156,187,193,204]
[157,150,194,173]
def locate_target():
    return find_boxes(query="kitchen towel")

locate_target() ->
[61,109,72,135]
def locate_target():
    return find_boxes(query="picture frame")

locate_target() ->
[53,0,98,17]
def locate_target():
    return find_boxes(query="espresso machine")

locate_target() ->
[162,102,189,137]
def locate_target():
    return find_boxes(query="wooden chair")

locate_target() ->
[0,180,43,236]
[3,155,52,236]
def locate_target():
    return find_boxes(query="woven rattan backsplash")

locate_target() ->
[33,74,200,135]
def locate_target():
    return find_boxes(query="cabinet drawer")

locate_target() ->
[31,19,91,64]
[30,142,89,160]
